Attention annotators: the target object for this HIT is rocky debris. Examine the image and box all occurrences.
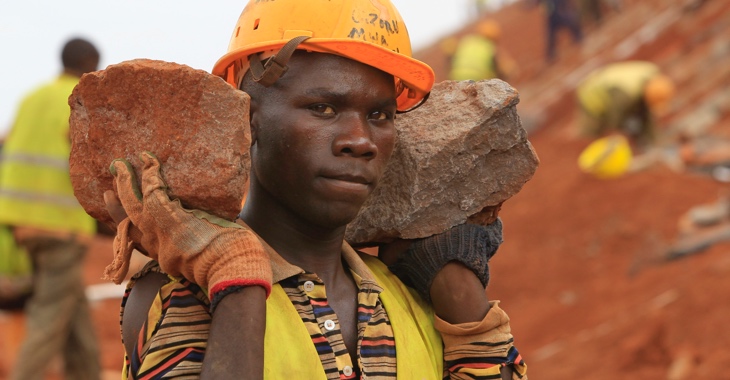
[667,347,697,380]
[619,314,671,368]
[346,79,539,244]
[69,59,251,227]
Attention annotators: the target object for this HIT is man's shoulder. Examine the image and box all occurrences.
[125,260,211,310]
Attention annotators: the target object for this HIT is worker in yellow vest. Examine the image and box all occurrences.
[576,61,676,149]
[101,0,527,378]
[0,38,101,380]
[449,19,511,81]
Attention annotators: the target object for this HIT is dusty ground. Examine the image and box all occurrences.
[442,0,730,377]
[1,0,729,378]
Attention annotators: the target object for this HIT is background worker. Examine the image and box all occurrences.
[449,19,515,81]
[0,38,101,380]
[528,0,583,62]
[103,0,527,378]
[576,60,676,149]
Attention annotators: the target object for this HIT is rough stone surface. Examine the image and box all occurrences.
[346,80,539,244]
[69,59,251,227]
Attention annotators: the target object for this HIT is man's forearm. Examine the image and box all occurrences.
[429,261,491,323]
[430,263,519,380]
[201,286,267,379]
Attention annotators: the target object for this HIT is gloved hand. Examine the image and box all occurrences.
[104,151,271,308]
[387,219,502,302]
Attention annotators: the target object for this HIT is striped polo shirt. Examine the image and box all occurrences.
[120,244,526,379]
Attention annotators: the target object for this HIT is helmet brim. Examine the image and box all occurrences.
[212,39,435,112]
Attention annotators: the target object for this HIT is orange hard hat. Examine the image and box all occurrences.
[476,19,501,41]
[212,0,435,112]
[643,74,675,113]
[439,36,460,56]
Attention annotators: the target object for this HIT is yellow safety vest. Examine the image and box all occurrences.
[577,61,659,116]
[449,35,498,81]
[264,254,443,379]
[0,74,96,236]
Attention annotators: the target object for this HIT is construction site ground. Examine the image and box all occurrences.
[1,0,729,378]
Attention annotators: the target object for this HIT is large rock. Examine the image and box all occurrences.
[346,80,539,244]
[69,59,251,227]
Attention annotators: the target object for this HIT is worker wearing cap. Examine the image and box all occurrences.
[104,0,527,379]
[449,19,511,81]
[577,61,676,149]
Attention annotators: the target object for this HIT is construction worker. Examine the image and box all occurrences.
[449,19,510,81]
[103,0,527,378]
[529,0,583,62]
[576,61,676,149]
[0,38,101,380]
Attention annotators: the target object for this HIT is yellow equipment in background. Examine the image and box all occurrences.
[578,135,633,179]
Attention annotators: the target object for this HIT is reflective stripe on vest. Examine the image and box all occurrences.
[0,188,81,209]
[0,152,69,171]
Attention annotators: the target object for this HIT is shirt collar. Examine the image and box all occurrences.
[265,238,381,292]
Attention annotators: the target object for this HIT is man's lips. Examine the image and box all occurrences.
[319,171,374,193]
[325,173,371,185]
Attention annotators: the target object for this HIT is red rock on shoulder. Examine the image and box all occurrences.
[346,79,539,244]
[69,59,251,227]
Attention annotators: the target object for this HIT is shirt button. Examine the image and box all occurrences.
[324,319,336,331]
[303,281,315,292]
[343,366,354,377]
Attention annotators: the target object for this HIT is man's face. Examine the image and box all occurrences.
[249,52,397,229]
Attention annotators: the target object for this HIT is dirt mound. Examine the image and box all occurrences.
[416,0,730,377]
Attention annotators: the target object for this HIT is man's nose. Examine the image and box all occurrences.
[332,114,378,159]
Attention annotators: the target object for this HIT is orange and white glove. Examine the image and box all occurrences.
[104,151,271,308]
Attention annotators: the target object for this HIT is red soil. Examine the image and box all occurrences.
[421,0,730,377]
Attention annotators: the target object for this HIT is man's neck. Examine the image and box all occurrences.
[242,190,349,282]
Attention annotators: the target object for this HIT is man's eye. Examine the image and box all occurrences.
[370,111,392,121]
[310,105,335,114]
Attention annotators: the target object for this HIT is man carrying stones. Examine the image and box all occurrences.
[104,0,527,378]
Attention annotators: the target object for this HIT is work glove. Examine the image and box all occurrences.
[388,219,502,302]
[103,151,271,309]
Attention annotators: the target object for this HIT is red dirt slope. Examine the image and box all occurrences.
[415,0,730,377]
